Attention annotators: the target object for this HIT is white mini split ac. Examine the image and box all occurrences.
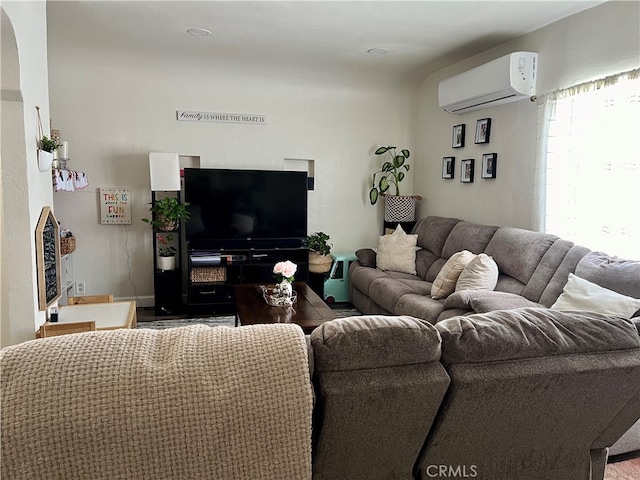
[439,52,538,114]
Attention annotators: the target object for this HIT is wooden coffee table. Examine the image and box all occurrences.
[234,282,336,333]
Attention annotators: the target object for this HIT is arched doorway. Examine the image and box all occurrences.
[1,7,38,346]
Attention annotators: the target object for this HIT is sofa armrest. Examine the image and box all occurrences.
[443,290,541,312]
[355,248,377,268]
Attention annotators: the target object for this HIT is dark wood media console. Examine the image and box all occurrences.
[186,246,309,315]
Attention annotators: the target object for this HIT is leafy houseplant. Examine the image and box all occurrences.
[156,234,177,257]
[142,197,191,231]
[369,146,411,205]
[306,232,333,273]
[305,232,332,255]
[39,135,60,153]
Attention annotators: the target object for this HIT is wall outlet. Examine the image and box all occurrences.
[76,281,85,295]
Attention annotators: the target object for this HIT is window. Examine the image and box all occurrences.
[535,69,640,259]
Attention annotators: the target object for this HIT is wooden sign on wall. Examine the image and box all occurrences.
[176,110,267,125]
[100,188,131,224]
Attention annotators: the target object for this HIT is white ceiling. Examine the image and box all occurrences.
[46,0,607,84]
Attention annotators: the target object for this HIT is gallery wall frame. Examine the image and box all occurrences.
[460,159,474,183]
[452,124,465,148]
[481,153,498,179]
[442,157,455,179]
[475,118,492,144]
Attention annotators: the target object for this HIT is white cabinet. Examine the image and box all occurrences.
[59,254,74,305]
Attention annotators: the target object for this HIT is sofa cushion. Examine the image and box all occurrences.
[522,239,575,304]
[376,225,418,275]
[469,294,542,313]
[431,250,475,299]
[455,254,499,292]
[395,294,447,325]
[311,315,441,371]
[441,221,499,258]
[575,251,640,299]
[442,290,539,311]
[551,273,640,318]
[435,308,640,365]
[485,227,558,285]
[538,245,591,307]
[355,248,376,268]
[413,216,461,256]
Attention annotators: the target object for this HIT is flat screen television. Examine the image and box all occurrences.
[184,168,308,250]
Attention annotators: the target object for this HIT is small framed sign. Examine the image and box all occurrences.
[100,188,132,224]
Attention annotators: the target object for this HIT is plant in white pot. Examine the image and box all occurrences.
[368,145,421,223]
[305,232,333,274]
[37,135,60,172]
[156,234,177,271]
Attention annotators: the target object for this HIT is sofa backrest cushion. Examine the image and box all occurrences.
[538,244,591,307]
[311,315,441,371]
[522,239,575,303]
[441,221,499,258]
[412,216,460,256]
[485,227,559,286]
[575,251,640,299]
[435,308,640,365]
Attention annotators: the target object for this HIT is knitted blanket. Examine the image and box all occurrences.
[1,324,312,479]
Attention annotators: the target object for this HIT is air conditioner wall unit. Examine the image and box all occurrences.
[439,52,538,114]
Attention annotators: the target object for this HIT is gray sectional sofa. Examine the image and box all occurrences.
[3,310,640,480]
[349,215,640,459]
[350,215,640,323]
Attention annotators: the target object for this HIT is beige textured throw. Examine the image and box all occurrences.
[1,324,313,480]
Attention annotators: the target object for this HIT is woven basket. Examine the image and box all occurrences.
[384,195,418,222]
[60,236,76,255]
[190,266,227,284]
[309,252,333,273]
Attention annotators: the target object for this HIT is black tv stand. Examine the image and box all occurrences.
[186,243,309,315]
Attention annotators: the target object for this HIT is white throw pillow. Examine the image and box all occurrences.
[550,273,640,318]
[455,253,499,292]
[376,224,418,275]
[431,250,476,299]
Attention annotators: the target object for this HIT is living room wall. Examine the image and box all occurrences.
[2,1,54,346]
[413,1,639,230]
[47,37,416,305]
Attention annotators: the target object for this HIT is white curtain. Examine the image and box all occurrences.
[534,69,640,259]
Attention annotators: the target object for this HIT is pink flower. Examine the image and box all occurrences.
[273,260,297,281]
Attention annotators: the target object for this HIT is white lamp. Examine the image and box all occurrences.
[149,152,180,191]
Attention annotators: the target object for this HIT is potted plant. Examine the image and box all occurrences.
[142,196,191,231]
[156,234,177,271]
[305,232,333,274]
[368,145,420,223]
[37,135,60,172]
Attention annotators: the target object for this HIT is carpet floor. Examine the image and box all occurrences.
[137,306,361,330]
[605,456,640,480]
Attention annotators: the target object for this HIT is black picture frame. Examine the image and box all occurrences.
[442,157,455,179]
[460,159,474,183]
[452,124,465,148]
[475,118,492,144]
[481,153,497,179]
